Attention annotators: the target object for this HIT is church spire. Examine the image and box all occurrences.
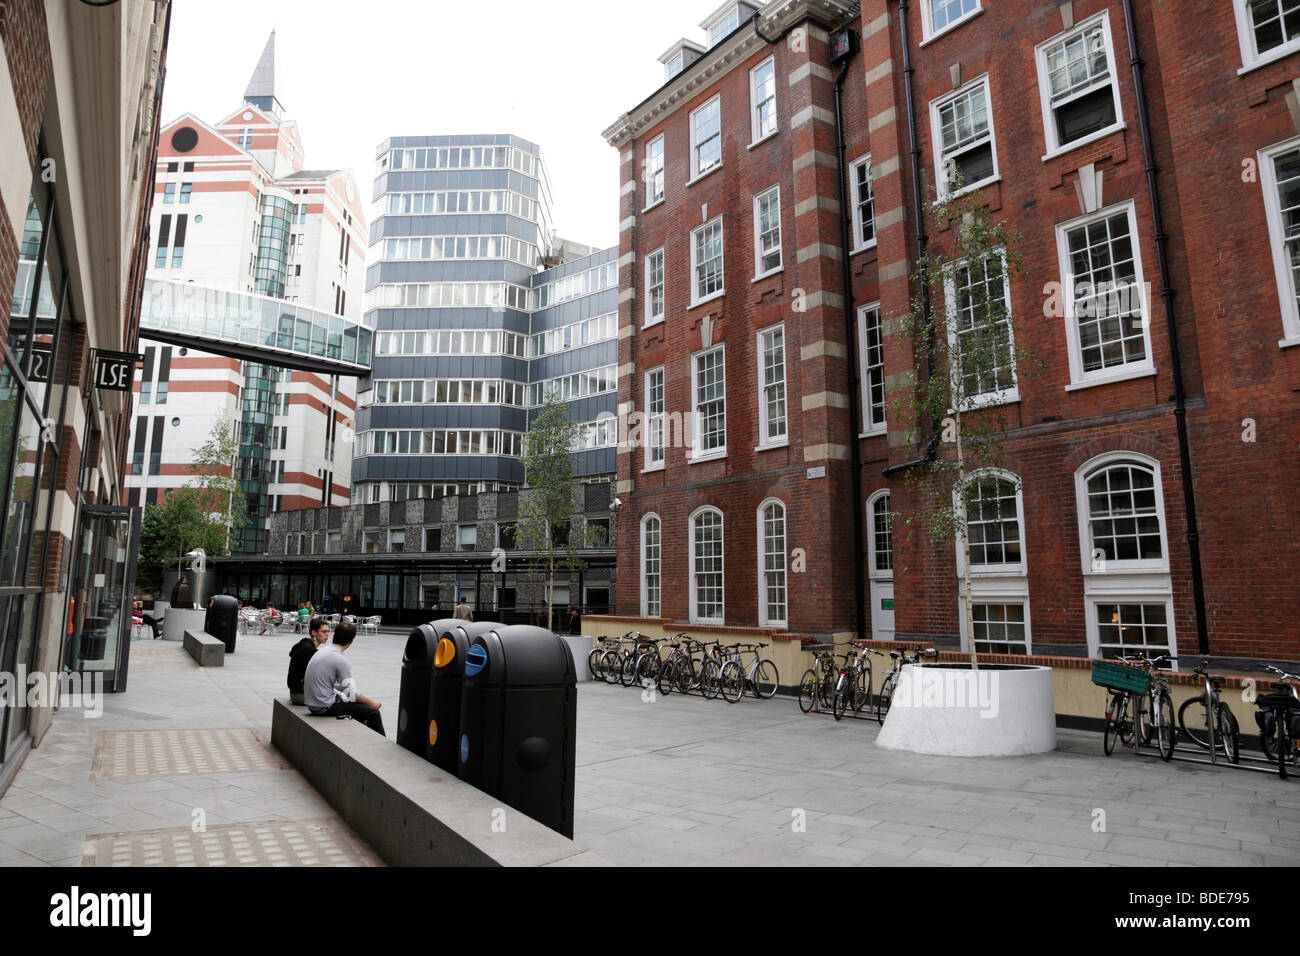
[243,31,283,118]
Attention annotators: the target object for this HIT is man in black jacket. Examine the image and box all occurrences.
[287,617,330,704]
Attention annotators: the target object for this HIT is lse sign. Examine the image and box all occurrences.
[93,350,142,392]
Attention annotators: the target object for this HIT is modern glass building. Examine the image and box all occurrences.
[354,134,617,502]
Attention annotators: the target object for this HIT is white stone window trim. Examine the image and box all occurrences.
[953,467,1028,577]
[641,512,662,618]
[857,302,887,437]
[866,488,894,580]
[1034,9,1125,159]
[756,497,788,628]
[689,343,727,463]
[688,94,723,184]
[849,153,878,254]
[1055,199,1155,389]
[1234,0,1300,74]
[749,55,778,147]
[942,247,1020,409]
[644,246,666,328]
[1258,135,1300,345]
[930,73,1000,199]
[1074,451,1172,579]
[756,321,787,449]
[919,0,984,45]
[688,504,725,625]
[643,365,666,473]
[690,215,725,308]
[753,184,783,280]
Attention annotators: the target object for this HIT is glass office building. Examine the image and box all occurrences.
[355,134,617,502]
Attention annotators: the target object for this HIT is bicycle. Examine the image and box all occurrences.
[797,645,841,714]
[657,636,717,697]
[718,642,780,704]
[1176,659,1239,763]
[1094,655,1175,761]
[875,646,937,724]
[1251,664,1300,777]
[831,642,876,721]
[618,633,663,687]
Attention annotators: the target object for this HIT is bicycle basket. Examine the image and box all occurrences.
[1091,659,1151,695]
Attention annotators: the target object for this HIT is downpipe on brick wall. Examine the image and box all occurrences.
[1120,0,1208,656]
[883,0,940,479]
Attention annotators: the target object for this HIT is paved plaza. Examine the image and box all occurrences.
[2,627,1298,866]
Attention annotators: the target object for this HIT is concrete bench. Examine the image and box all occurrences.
[182,629,226,667]
[270,699,606,867]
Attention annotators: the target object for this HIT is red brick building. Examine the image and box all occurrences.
[0,0,171,793]
[602,0,1300,665]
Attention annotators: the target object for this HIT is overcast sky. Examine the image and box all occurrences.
[161,0,722,251]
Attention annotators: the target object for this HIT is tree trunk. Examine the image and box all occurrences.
[955,413,978,670]
[547,559,555,633]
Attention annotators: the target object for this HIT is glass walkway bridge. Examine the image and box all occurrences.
[139,279,373,377]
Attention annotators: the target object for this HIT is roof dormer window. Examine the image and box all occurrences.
[701,1,759,48]
[659,39,706,81]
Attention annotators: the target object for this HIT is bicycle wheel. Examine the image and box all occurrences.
[675,659,696,695]
[1178,695,1212,750]
[1216,703,1240,764]
[701,660,721,700]
[657,660,676,697]
[600,650,624,684]
[854,663,872,713]
[876,672,897,724]
[1155,690,1176,761]
[720,661,745,704]
[817,659,837,710]
[753,659,779,699]
[636,650,660,686]
[620,652,639,687]
[832,674,849,721]
[1103,693,1125,756]
[587,646,604,681]
[798,669,818,713]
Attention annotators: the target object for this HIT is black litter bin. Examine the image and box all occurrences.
[427,620,499,772]
[398,623,441,755]
[205,594,239,653]
[457,625,577,838]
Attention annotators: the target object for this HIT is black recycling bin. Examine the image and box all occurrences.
[205,594,239,653]
[457,625,577,838]
[398,623,440,755]
[427,620,499,772]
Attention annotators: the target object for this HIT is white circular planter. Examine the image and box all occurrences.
[874,663,1057,757]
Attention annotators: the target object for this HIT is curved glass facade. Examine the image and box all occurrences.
[253,193,292,298]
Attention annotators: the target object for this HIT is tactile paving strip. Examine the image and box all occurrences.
[90,729,287,779]
[82,819,383,867]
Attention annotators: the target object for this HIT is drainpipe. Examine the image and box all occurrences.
[833,45,868,642]
[1120,0,1209,656]
[882,0,939,478]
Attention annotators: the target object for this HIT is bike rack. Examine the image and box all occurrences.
[1123,739,1296,778]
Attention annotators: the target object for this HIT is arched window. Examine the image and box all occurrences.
[689,506,724,624]
[867,490,893,577]
[1082,460,1163,564]
[955,470,1030,654]
[1075,453,1174,658]
[960,471,1023,571]
[757,499,786,627]
[641,514,661,618]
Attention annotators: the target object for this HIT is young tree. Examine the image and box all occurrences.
[517,392,589,632]
[894,185,1028,669]
[190,419,244,555]
[137,487,209,594]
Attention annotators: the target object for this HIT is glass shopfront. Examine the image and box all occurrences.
[0,168,77,766]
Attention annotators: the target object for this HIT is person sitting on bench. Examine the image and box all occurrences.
[303,619,384,736]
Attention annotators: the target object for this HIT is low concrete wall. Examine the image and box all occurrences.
[182,629,225,667]
[581,615,1266,738]
[270,699,606,867]
[163,607,206,643]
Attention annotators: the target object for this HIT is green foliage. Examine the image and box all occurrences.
[892,184,1033,665]
[189,419,245,556]
[517,393,590,631]
[136,420,246,594]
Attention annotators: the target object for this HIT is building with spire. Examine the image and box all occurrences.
[126,33,368,555]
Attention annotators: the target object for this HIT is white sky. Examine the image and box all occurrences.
[161,0,722,251]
